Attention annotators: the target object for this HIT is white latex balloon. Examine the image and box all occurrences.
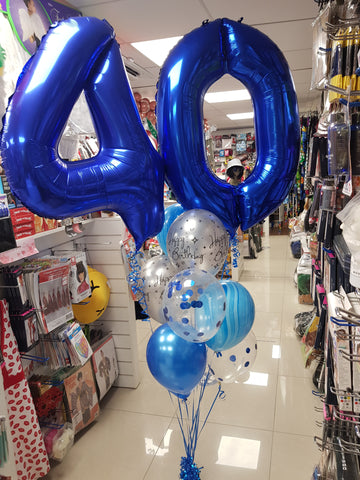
[209,331,258,383]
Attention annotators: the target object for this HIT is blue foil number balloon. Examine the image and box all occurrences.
[0,17,164,249]
[157,18,300,236]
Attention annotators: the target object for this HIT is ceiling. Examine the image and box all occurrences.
[67,0,322,131]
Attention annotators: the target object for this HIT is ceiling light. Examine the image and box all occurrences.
[227,112,254,121]
[131,36,183,67]
[205,90,250,103]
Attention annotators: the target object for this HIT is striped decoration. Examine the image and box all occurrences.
[206,280,255,352]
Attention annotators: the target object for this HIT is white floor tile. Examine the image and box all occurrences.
[101,362,176,417]
[270,432,320,480]
[44,409,173,480]
[199,372,277,431]
[43,235,324,480]
[253,311,282,341]
[274,376,322,436]
[278,336,316,378]
[144,419,273,480]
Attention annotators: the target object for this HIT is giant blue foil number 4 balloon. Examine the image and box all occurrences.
[0,17,164,250]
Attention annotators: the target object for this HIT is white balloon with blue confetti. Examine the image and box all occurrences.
[162,268,226,343]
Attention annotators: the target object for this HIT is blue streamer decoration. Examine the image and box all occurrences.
[230,236,240,269]
[125,249,150,323]
[180,456,203,479]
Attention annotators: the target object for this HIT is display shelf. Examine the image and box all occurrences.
[0,219,94,265]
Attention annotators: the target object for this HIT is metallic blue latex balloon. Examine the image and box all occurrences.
[206,280,255,352]
[1,17,164,249]
[146,324,207,397]
[157,18,300,236]
[157,202,184,255]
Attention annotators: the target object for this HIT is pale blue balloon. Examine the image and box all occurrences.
[206,280,255,352]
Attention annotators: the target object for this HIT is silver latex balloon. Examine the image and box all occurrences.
[166,209,229,275]
[143,255,178,323]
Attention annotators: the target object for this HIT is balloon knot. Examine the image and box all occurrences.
[180,456,203,479]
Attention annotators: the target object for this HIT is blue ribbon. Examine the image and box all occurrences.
[169,365,223,479]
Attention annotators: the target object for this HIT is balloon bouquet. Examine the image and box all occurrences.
[143,206,257,478]
[0,13,299,480]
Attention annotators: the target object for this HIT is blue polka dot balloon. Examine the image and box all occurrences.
[210,331,258,383]
[162,268,226,342]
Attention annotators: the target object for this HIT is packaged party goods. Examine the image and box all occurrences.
[54,250,91,304]
[297,253,313,304]
[63,361,99,434]
[91,335,118,400]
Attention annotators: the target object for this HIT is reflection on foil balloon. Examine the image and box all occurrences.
[162,268,226,343]
[142,255,178,323]
[0,17,164,250]
[166,209,229,275]
[146,324,207,397]
[157,18,299,236]
[206,280,255,352]
[157,202,185,255]
[210,331,258,383]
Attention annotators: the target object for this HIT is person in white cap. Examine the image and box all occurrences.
[226,154,247,186]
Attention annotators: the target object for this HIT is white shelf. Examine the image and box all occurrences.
[0,219,94,265]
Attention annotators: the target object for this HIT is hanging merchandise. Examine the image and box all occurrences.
[328,112,350,176]
[350,112,360,175]
[72,267,111,325]
[328,28,345,103]
[311,1,332,90]
[0,299,50,479]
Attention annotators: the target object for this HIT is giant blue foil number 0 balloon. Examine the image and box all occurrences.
[157,18,300,235]
[1,17,299,246]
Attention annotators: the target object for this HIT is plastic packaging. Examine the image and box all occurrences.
[328,112,350,176]
[350,113,360,175]
[297,253,313,304]
[337,190,360,261]
[44,423,74,462]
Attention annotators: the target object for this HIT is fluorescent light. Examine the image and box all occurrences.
[131,36,183,66]
[243,372,269,387]
[216,436,260,469]
[205,90,250,103]
[227,112,254,121]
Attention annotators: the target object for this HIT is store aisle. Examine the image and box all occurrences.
[45,235,322,480]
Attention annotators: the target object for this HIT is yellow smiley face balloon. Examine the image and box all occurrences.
[72,267,111,324]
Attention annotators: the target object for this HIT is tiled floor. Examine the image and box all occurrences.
[45,234,322,479]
